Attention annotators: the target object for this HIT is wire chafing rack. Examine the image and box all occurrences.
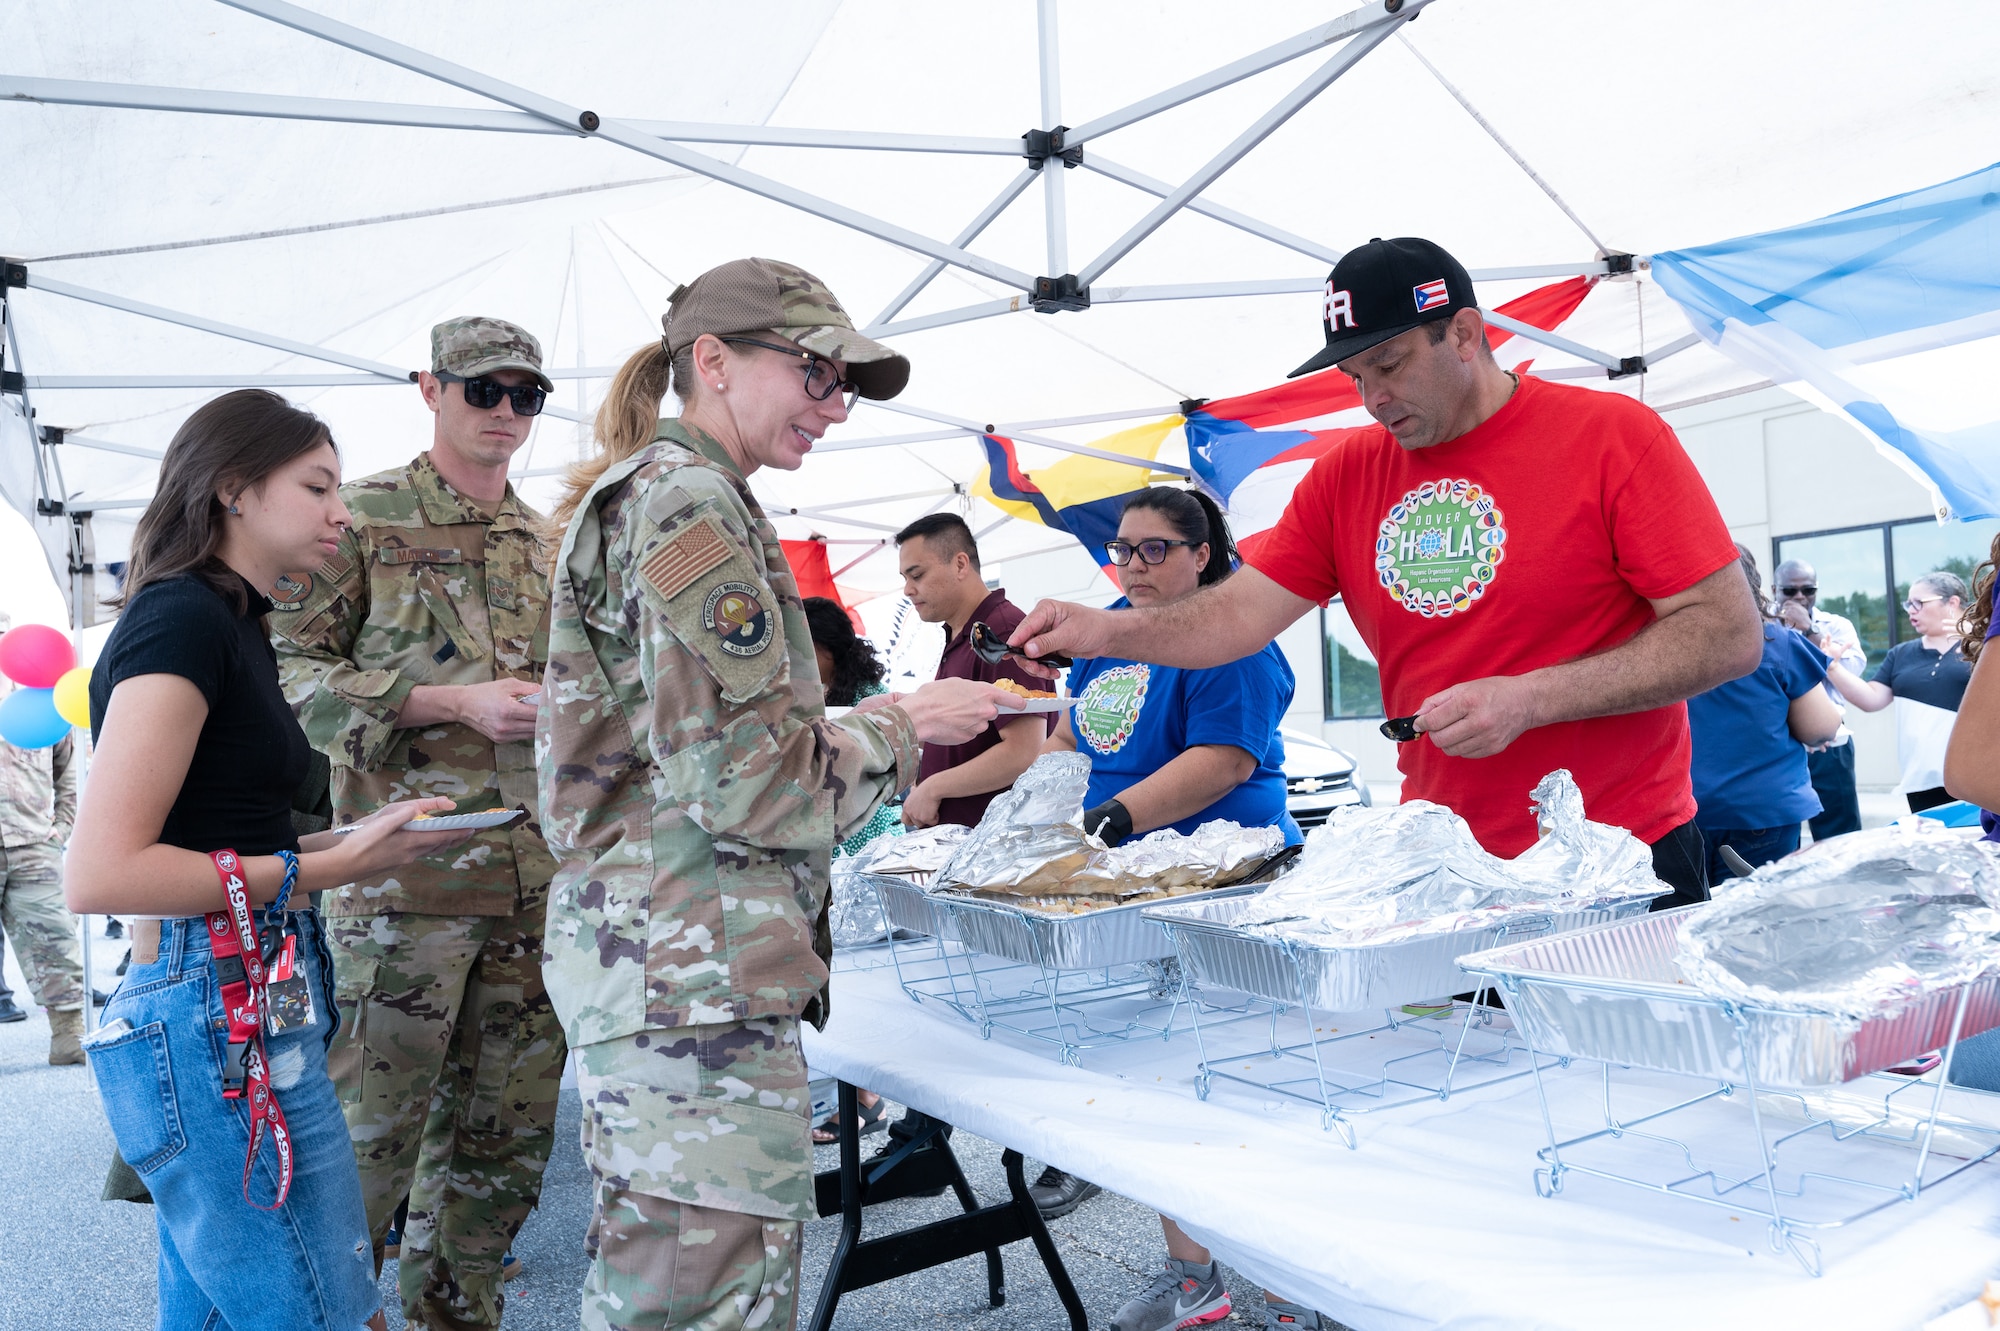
[1459,907,2000,1275]
[1144,892,1653,1147]
[858,870,1280,1066]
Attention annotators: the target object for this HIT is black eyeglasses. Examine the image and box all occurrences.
[720,337,860,410]
[1777,585,1817,598]
[1104,538,1198,567]
[436,372,546,417]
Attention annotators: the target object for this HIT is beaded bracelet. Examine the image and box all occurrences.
[270,849,300,919]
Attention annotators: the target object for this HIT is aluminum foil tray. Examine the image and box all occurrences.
[945,884,1272,970]
[1145,891,1650,1012]
[1458,908,2000,1089]
[857,871,959,942]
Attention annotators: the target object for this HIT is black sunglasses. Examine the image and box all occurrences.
[969,620,1071,670]
[1104,538,1198,567]
[437,371,546,417]
[720,336,861,409]
[1777,585,1817,597]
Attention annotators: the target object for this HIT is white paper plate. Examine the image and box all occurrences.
[1008,696,1079,713]
[333,808,526,835]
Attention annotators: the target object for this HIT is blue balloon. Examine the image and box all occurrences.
[0,687,70,749]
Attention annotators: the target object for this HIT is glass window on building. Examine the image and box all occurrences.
[1322,602,1383,718]
[1890,518,2000,623]
[1772,527,1892,670]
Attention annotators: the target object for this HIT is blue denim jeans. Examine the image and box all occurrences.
[88,911,380,1331]
[1948,1027,2000,1093]
[1700,822,1801,886]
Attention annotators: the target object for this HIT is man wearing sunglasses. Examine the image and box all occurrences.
[1773,559,1866,838]
[271,316,563,1331]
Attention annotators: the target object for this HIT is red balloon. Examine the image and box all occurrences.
[0,624,77,689]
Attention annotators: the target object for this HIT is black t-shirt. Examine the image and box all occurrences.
[1872,638,1973,712]
[89,571,309,856]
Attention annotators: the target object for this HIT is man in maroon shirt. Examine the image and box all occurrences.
[895,514,1049,828]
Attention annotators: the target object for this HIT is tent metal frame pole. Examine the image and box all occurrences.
[1075,7,1422,289]
[63,435,165,461]
[1082,154,1342,266]
[217,0,1038,292]
[1037,0,1069,279]
[868,169,1040,329]
[872,400,1193,477]
[0,76,1024,155]
[1482,311,1626,372]
[1061,1,1417,148]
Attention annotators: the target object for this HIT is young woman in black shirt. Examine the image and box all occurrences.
[66,390,471,1331]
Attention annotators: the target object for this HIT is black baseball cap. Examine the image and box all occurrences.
[1288,237,1478,378]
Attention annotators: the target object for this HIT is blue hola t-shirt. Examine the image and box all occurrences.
[1687,622,1828,830]
[1066,599,1302,846]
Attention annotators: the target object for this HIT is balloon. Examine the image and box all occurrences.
[53,667,92,729]
[0,624,76,689]
[0,687,70,749]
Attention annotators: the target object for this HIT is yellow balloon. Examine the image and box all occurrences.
[53,666,91,729]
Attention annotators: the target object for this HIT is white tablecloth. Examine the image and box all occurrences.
[802,957,2000,1331]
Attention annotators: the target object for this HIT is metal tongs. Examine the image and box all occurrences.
[969,620,1071,670]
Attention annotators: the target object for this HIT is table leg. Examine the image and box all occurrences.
[806,1081,866,1331]
[1004,1148,1088,1331]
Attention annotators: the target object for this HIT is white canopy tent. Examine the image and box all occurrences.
[5,0,1999,651]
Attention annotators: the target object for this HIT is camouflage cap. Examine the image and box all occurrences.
[431,316,554,393]
[663,257,910,401]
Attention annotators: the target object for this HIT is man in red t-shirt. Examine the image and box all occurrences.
[1013,237,1762,906]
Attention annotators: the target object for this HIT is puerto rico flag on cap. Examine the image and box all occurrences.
[1413,278,1451,312]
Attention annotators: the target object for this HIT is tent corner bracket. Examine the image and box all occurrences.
[1022,126,1082,170]
[1607,355,1647,380]
[2,261,24,289]
[1031,274,1090,313]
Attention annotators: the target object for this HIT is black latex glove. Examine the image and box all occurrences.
[1081,798,1134,847]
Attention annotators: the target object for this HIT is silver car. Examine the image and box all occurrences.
[1279,727,1370,831]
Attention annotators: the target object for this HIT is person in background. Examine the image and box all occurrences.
[1043,488,1302,1331]
[0,611,87,1063]
[1826,571,1972,813]
[536,256,1016,1331]
[804,595,899,1144]
[805,596,904,858]
[66,389,469,1331]
[271,317,564,1327]
[894,513,1049,828]
[1940,534,2000,1093]
[1773,558,1866,839]
[1688,546,1841,881]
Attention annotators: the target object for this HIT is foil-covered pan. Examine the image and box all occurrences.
[946,882,1270,970]
[1459,908,2000,1088]
[1146,890,1649,1012]
[856,870,960,942]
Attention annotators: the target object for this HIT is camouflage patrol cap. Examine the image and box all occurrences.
[431,316,554,393]
[663,257,910,401]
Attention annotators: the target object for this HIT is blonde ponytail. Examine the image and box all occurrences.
[540,340,676,560]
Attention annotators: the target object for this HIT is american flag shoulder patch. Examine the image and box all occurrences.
[642,517,733,601]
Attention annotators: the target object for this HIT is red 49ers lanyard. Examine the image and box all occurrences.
[205,849,293,1209]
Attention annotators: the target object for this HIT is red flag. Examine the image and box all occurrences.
[781,538,865,631]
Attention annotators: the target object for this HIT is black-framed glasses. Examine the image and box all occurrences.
[720,336,860,410]
[1104,538,1198,567]
[1777,584,1817,598]
[1905,595,1945,613]
[436,371,546,417]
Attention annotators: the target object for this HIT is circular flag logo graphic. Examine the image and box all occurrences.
[1073,663,1150,755]
[702,581,775,656]
[1374,478,1505,618]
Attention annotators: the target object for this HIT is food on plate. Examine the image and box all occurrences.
[993,677,1057,700]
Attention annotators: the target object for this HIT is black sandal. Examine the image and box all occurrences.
[812,1096,888,1144]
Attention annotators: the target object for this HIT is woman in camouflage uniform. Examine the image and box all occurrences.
[538,258,1017,1331]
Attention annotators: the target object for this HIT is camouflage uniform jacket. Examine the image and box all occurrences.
[272,451,554,916]
[0,730,76,849]
[538,418,920,1047]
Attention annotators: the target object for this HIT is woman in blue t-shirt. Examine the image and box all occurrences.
[1687,545,1841,881]
[1048,486,1307,1329]
[1045,488,1301,849]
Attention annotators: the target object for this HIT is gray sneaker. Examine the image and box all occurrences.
[1109,1258,1231,1331]
[1264,1301,1323,1329]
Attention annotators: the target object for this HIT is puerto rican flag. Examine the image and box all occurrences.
[1185,276,1598,562]
[1412,278,1452,312]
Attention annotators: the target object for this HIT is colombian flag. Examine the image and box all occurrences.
[973,416,1183,569]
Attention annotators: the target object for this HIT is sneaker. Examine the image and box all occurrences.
[1109,1258,1230,1331]
[104,918,124,940]
[1028,1166,1100,1220]
[1265,1301,1323,1329]
[502,1252,521,1281]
